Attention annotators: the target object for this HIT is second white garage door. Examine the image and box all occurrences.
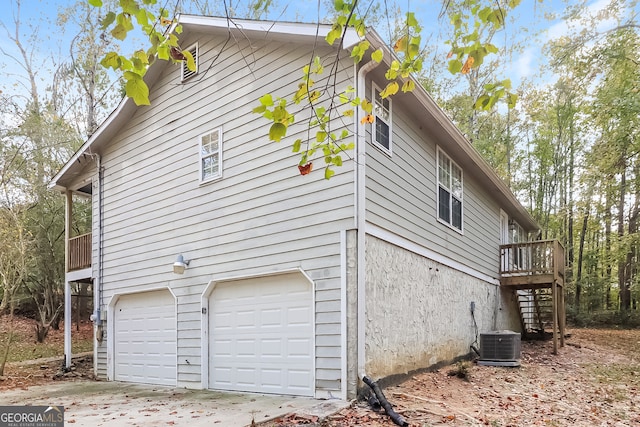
[114,289,177,386]
[209,273,314,396]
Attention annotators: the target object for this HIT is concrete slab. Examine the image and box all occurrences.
[0,380,349,426]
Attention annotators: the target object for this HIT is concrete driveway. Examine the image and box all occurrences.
[0,380,348,426]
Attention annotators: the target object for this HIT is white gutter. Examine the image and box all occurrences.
[356,58,379,380]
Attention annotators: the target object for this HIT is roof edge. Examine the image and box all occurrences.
[176,14,362,48]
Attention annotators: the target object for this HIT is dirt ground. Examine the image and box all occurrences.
[0,318,94,390]
[2,327,639,426]
[268,329,640,426]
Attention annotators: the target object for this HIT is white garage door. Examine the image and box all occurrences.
[209,273,314,396]
[114,289,177,386]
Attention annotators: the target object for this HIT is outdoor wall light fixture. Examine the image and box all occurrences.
[173,254,190,274]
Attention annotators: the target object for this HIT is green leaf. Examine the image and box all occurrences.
[401,80,415,93]
[272,105,289,122]
[100,52,121,69]
[316,131,327,142]
[120,0,140,14]
[408,42,420,60]
[478,7,492,22]
[406,12,418,27]
[259,94,274,107]
[157,44,169,60]
[474,95,491,110]
[293,139,302,152]
[507,92,518,109]
[124,71,150,106]
[111,24,128,41]
[361,99,373,114]
[448,59,463,74]
[252,105,266,114]
[100,12,116,30]
[351,41,370,62]
[326,24,342,45]
[324,167,335,180]
[313,56,324,74]
[183,50,196,71]
[134,50,149,65]
[88,0,103,6]
[333,156,343,166]
[385,68,398,80]
[371,48,383,63]
[380,81,399,98]
[269,123,287,142]
[135,9,149,26]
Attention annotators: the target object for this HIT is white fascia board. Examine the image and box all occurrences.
[177,14,361,48]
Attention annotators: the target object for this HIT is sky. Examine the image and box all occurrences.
[0,0,637,113]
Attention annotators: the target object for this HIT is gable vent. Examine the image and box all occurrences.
[181,43,198,81]
[478,330,521,367]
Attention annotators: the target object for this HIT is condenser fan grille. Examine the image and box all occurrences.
[478,330,521,367]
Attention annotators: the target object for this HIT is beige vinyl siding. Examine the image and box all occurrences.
[364,80,500,279]
[94,33,355,392]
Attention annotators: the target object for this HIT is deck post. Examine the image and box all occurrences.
[559,285,566,347]
[552,280,558,354]
[64,190,72,369]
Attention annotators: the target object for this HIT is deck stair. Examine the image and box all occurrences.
[500,239,566,353]
[517,288,553,338]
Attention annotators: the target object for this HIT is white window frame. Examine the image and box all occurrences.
[199,128,223,184]
[181,43,199,82]
[436,147,463,233]
[372,83,392,154]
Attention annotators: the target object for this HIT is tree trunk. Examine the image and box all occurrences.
[618,169,630,310]
[575,210,589,310]
[605,187,613,310]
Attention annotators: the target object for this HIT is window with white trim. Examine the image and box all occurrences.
[181,43,198,81]
[373,85,392,152]
[437,148,463,231]
[199,128,222,183]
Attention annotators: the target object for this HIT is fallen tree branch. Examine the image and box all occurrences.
[391,392,482,423]
[362,376,409,427]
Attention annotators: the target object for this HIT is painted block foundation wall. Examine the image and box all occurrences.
[364,235,520,380]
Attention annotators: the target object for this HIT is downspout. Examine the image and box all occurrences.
[356,58,379,381]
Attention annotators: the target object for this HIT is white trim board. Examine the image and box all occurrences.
[365,223,500,286]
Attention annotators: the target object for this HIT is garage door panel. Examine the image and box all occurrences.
[209,274,314,396]
[114,290,177,386]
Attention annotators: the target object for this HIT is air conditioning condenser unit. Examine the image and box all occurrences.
[478,330,521,367]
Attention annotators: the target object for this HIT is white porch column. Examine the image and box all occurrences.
[64,190,72,369]
[64,278,72,368]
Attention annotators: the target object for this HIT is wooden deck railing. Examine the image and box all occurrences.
[499,239,565,288]
[68,233,91,271]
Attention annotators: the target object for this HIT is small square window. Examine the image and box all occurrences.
[372,85,392,153]
[181,43,198,81]
[437,148,463,232]
[199,128,222,183]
